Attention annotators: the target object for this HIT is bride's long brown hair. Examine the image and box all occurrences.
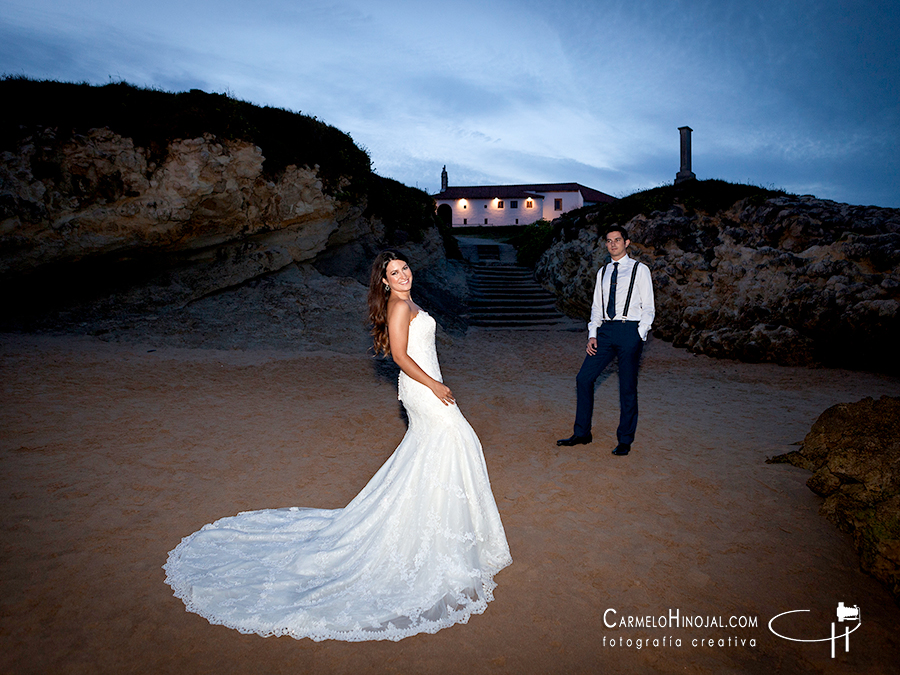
[367,250,410,357]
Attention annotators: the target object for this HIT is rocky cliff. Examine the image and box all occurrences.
[0,80,465,350]
[535,183,900,373]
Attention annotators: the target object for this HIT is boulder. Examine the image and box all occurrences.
[769,396,900,603]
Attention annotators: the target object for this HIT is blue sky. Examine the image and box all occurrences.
[2,0,898,207]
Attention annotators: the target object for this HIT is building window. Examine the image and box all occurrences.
[554,198,562,210]
[498,200,504,208]
[484,204,487,208]
[462,204,466,209]
[526,200,534,208]
[511,200,518,209]
[463,218,467,224]
[484,218,488,224]
[515,218,519,224]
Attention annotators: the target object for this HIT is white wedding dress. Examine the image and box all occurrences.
[163,311,512,642]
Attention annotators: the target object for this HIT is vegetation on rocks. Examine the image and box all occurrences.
[0,77,370,194]
[0,77,453,249]
[508,219,553,267]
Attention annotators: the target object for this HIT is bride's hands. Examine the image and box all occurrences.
[430,382,455,406]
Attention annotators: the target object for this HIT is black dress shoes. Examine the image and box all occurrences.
[557,433,592,446]
[611,444,631,456]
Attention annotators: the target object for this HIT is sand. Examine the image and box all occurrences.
[2,328,899,674]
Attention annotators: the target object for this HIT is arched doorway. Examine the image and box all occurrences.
[437,203,452,226]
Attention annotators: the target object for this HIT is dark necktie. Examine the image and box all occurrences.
[606,262,618,319]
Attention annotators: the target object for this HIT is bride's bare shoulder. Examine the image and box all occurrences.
[387,298,412,324]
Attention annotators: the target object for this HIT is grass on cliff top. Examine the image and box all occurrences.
[589,179,791,231]
[0,77,371,196]
[561,179,794,243]
[510,180,793,267]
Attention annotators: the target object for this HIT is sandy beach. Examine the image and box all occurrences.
[2,327,899,674]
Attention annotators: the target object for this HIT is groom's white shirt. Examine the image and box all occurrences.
[587,253,655,341]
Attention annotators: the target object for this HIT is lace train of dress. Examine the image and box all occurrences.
[162,312,512,641]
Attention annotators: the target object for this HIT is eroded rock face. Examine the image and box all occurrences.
[0,128,360,304]
[770,396,900,603]
[535,195,900,372]
[0,126,464,339]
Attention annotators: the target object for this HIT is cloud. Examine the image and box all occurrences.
[1,0,898,206]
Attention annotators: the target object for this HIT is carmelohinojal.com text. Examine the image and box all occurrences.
[602,609,758,649]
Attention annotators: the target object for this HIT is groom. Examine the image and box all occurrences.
[557,226,655,456]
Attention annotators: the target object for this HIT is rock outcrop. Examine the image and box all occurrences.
[0,82,466,346]
[2,128,359,300]
[535,190,900,372]
[769,396,900,603]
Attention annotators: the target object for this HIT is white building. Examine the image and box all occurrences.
[433,166,615,227]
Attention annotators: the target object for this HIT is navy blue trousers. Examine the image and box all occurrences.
[573,321,643,445]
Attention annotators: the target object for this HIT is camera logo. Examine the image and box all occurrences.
[768,602,861,658]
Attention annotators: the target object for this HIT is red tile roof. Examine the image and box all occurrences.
[434,182,615,203]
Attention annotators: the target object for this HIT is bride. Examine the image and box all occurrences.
[163,250,512,642]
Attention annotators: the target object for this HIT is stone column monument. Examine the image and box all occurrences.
[675,126,696,184]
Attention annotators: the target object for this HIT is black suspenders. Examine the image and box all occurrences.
[599,265,608,319]
[601,261,641,321]
[623,262,640,317]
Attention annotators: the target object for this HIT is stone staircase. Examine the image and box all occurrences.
[454,235,580,330]
[467,260,574,329]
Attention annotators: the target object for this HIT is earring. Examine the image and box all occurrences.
[383,284,390,294]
